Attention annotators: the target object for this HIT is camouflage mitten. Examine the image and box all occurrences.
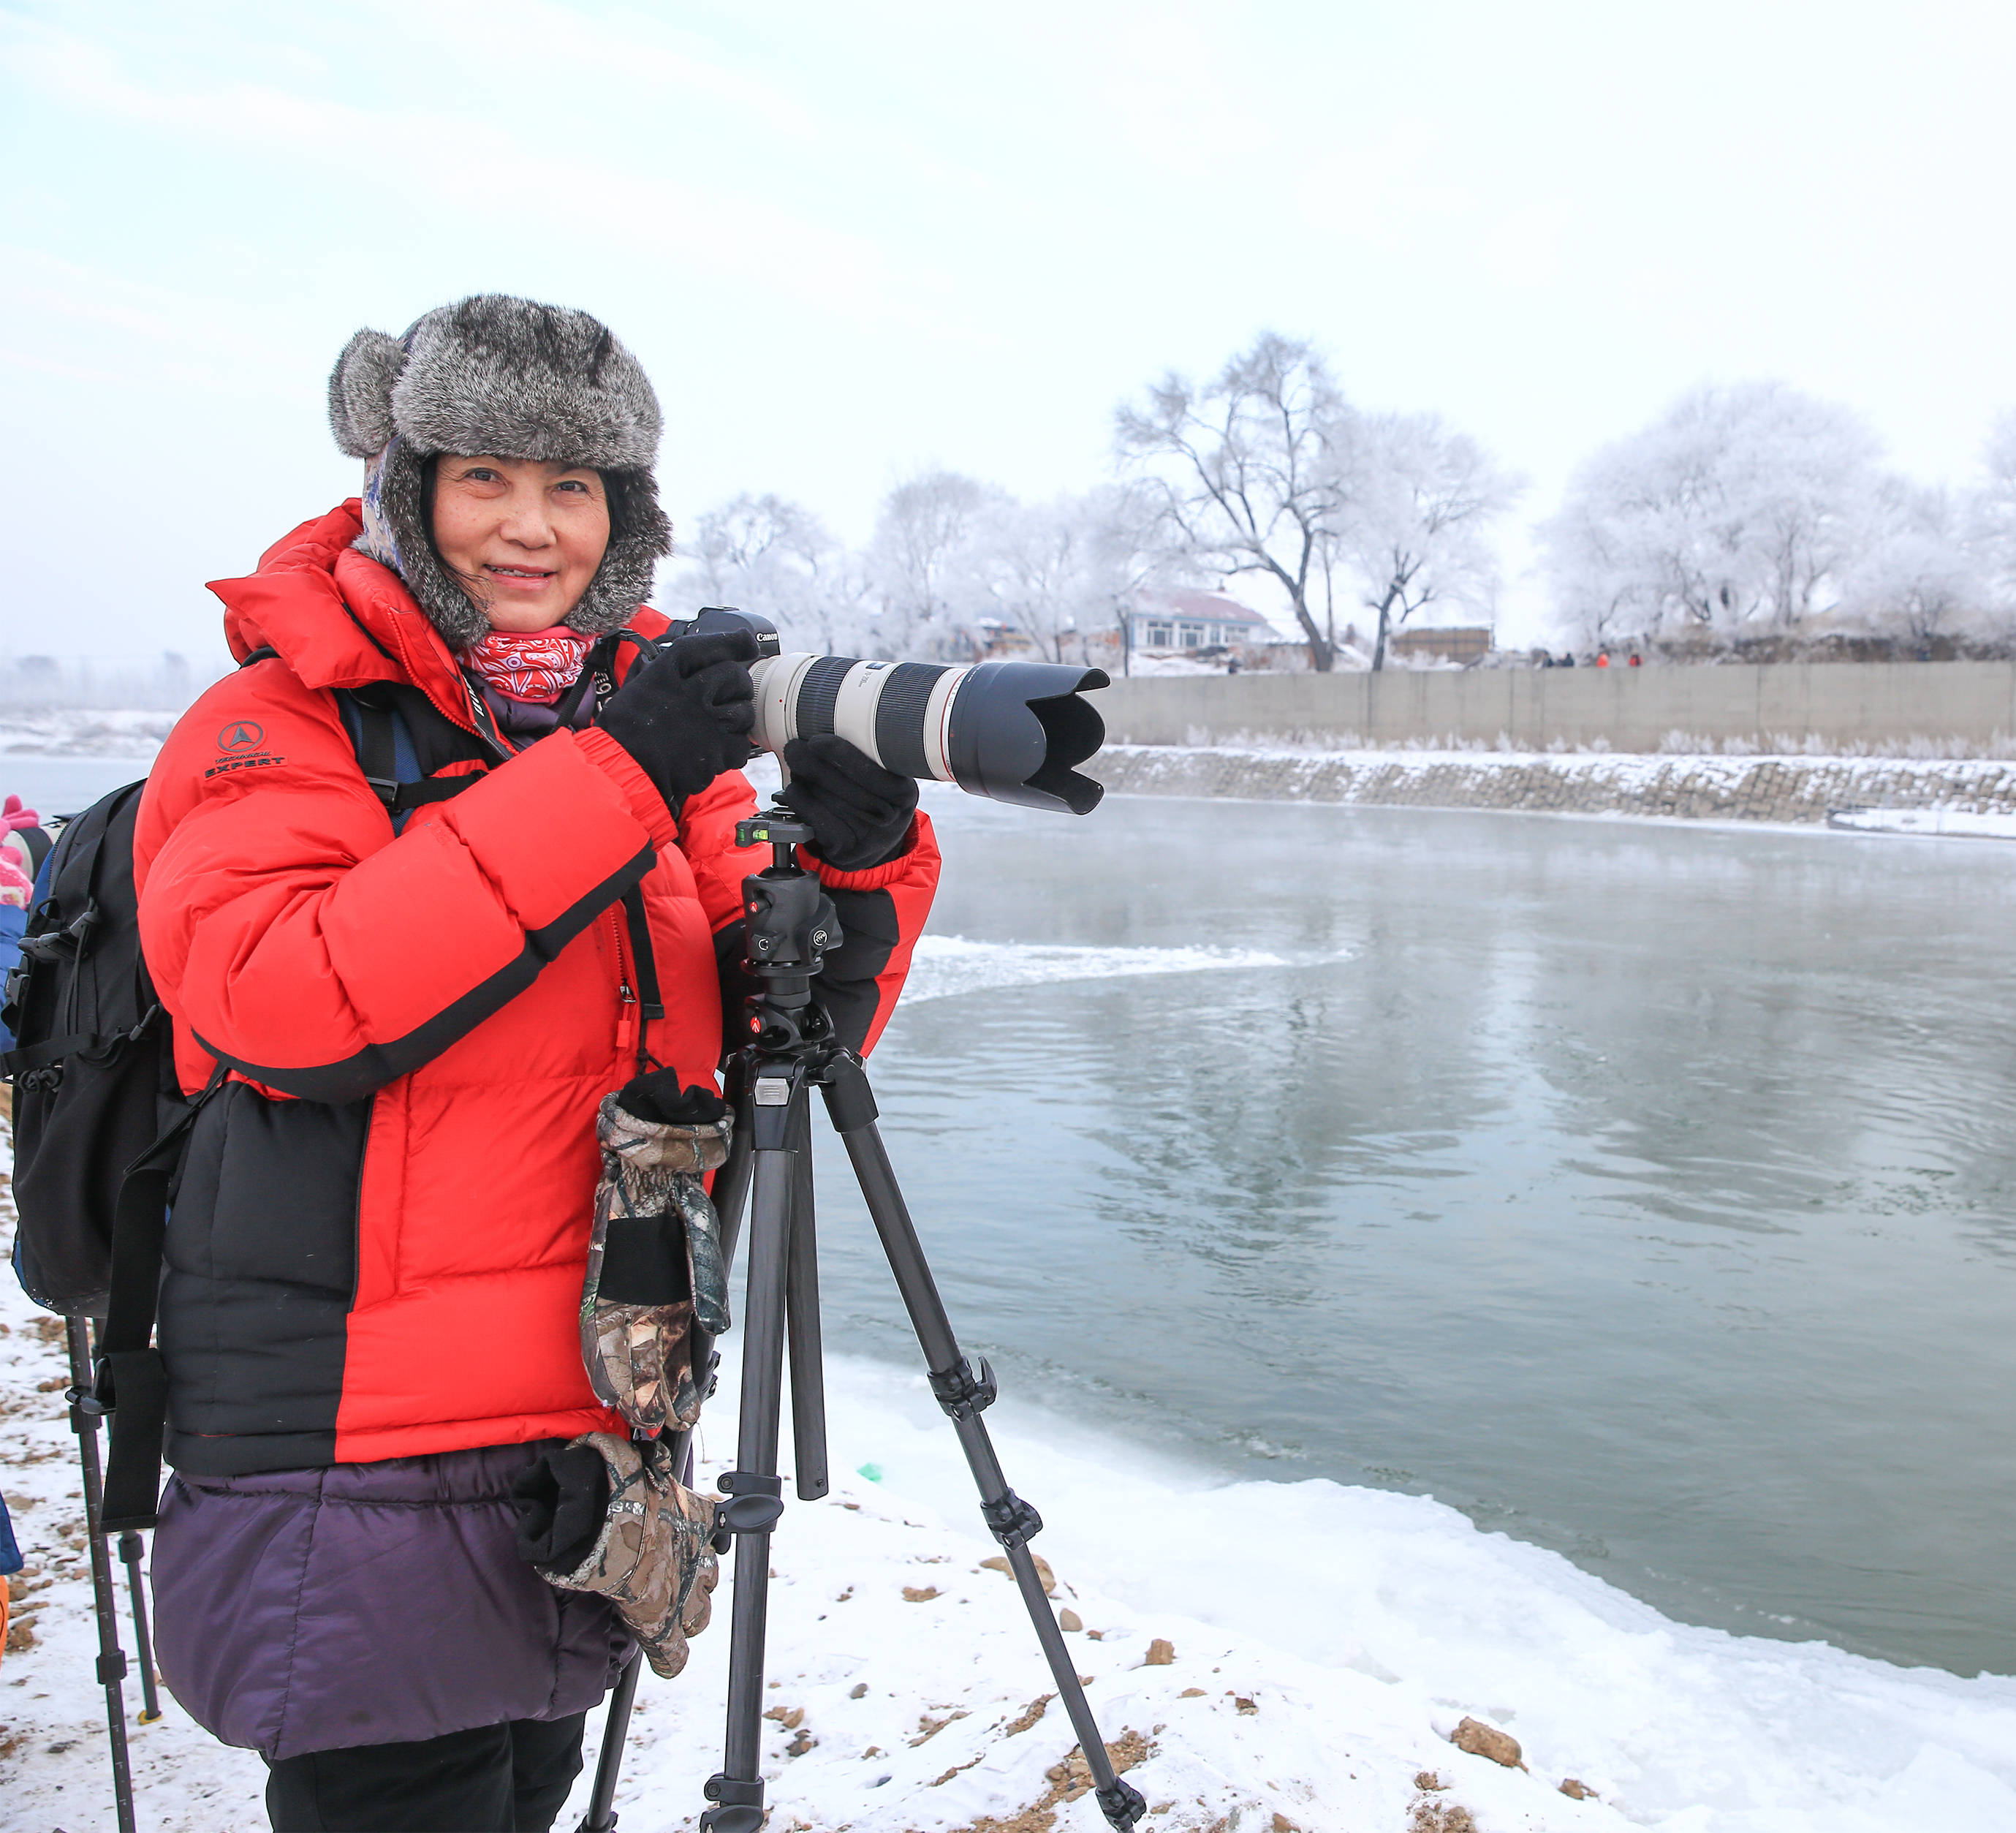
[583,1076,733,1434]
[537,1432,721,1679]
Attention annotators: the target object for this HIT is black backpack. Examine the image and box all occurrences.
[4,782,189,1317]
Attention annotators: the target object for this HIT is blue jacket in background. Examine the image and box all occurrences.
[0,901,23,1053]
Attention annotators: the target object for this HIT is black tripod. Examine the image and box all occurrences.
[676,803,1147,1833]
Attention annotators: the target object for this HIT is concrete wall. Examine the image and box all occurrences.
[1085,662,2016,757]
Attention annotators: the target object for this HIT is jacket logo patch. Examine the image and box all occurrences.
[218,721,266,752]
[205,753,287,779]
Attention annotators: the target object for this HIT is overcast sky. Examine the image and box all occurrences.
[7,0,2016,659]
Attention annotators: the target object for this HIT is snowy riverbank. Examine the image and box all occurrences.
[0,711,173,760]
[16,711,2016,838]
[1091,744,2016,830]
[7,1233,2016,1832]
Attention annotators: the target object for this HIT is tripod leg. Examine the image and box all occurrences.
[67,1320,137,1833]
[700,1071,801,1833]
[116,1532,163,1723]
[785,1100,829,1502]
[819,1059,1147,1831]
[574,1645,642,1833]
[712,1059,754,1269]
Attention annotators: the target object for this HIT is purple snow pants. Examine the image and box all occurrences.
[150,1442,632,1761]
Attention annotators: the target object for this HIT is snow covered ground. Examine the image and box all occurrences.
[1827,806,2016,839]
[7,1160,2016,1831]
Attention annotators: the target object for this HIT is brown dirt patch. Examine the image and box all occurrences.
[950,1728,1153,1833]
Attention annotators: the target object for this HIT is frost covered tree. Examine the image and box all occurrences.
[1842,481,1982,646]
[966,494,1103,663]
[1542,382,1884,647]
[1971,410,2016,620]
[960,487,1184,666]
[670,493,866,653]
[1115,333,1351,670]
[1333,413,1521,670]
[865,468,1007,658]
[1085,483,1190,671]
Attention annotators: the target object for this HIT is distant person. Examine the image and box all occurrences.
[1595,651,1610,668]
[0,798,38,1058]
[0,1486,20,1676]
[1628,652,1642,668]
[1227,655,1242,673]
[1560,651,1576,667]
[0,795,46,884]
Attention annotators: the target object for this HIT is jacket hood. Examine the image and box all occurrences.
[210,501,670,727]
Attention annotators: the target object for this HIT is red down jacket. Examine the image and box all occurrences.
[133,502,939,1473]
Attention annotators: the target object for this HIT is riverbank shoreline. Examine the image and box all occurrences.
[1091,744,2016,828]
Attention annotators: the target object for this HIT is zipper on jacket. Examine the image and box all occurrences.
[608,907,641,1065]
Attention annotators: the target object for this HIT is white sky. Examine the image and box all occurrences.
[6,0,2016,659]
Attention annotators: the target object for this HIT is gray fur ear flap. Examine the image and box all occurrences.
[328,328,406,458]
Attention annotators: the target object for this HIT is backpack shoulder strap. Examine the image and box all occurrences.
[333,688,482,835]
[237,646,484,831]
[97,1064,226,1530]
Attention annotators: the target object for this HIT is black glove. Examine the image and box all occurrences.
[778,734,919,871]
[511,1443,610,1572]
[615,1068,730,1128]
[596,630,758,805]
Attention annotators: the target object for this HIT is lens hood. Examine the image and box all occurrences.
[947,662,1108,814]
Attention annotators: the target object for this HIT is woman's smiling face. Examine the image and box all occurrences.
[429,456,611,633]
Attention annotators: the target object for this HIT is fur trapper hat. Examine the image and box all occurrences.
[327,295,672,647]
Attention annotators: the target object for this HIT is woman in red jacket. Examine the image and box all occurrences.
[132,296,939,1832]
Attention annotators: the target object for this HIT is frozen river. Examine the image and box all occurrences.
[14,755,2013,1679]
[819,785,2016,1679]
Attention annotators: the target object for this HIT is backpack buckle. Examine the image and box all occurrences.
[21,896,99,962]
[80,1356,116,1416]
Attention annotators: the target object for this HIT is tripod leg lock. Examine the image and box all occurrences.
[714,1470,784,1540]
[981,1490,1044,1549]
[1097,1776,1150,1829]
[816,1050,878,1131]
[700,1774,765,1833]
[96,1649,129,1686]
[928,1356,998,1422]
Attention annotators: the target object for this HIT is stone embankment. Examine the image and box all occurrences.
[1092,745,2016,825]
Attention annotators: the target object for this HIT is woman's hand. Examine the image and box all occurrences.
[778,734,919,870]
[596,630,759,805]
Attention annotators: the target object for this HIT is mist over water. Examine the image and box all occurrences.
[810,788,2016,1679]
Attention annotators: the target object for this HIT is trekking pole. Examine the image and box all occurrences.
[116,1530,163,1723]
[65,1317,138,1833]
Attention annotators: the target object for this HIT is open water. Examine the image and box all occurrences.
[13,756,2012,1678]
[813,787,2016,1679]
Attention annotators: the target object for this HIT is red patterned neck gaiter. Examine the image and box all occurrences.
[465,629,591,703]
